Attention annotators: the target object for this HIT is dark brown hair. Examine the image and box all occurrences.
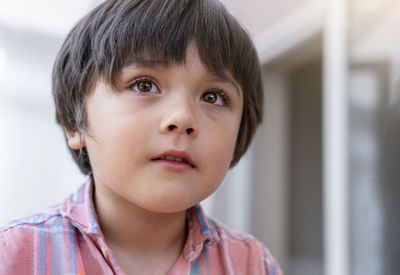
[52,0,263,174]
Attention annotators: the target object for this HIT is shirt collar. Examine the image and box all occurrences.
[183,205,220,262]
[60,177,221,261]
[60,177,100,235]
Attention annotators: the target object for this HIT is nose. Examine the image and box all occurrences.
[159,99,198,137]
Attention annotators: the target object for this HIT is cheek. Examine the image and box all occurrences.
[201,124,239,180]
[85,119,143,179]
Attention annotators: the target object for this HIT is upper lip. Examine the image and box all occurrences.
[152,149,195,167]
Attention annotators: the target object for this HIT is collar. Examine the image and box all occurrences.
[183,205,220,262]
[60,177,221,261]
[60,177,100,235]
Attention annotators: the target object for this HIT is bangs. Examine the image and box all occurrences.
[91,0,247,86]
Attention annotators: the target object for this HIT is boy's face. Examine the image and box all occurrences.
[68,43,243,213]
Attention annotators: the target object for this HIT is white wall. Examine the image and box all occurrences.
[0,25,86,225]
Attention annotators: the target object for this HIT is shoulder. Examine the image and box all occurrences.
[0,203,69,236]
[0,204,69,242]
[211,218,282,275]
[0,202,79,245]
[0,205,75,273]
[189,206,282,274]
[1,202,59,228]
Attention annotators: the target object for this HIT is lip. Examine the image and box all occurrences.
[151,149,195,169]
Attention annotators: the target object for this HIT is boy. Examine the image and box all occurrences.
[0,0,282,274]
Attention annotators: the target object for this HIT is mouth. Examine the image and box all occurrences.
[151,150,195,168]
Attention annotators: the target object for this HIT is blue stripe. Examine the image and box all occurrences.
[190,257,202,275]
[195,207,209,232]
[204,246,211,275]
[195,207,216,238]
[86,183,100,234]
[38,223,47,275]
[50,220,66,274]
[68,222,78,274]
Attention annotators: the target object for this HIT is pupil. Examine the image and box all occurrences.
[138,81,151,92]
[205,93,216,103]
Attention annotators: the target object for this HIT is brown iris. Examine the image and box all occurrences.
[203,92,217,103]
[137,81,152,92]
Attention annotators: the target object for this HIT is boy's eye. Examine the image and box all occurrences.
[130,77,159,93]
[138,81,152,92]
[201,90,229,106]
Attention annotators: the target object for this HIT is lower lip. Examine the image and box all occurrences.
[151,159,194,171]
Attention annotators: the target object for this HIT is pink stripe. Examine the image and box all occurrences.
[77,247,85,275]
[221,238,235,274]
[34,228,40,275]
[64,222,70,274]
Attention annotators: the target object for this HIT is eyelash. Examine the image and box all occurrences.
[128,76,231,106]
[203,89,230,106]
[128,76,160,94]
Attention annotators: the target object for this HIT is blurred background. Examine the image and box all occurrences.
[1,0,399,274]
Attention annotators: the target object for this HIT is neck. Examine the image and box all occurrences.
[93,182,187,257]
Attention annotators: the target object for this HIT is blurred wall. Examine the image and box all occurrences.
[0,25,86,224]
[289,57,323,275]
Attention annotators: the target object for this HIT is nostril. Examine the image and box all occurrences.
[168,125,177,131]
[186,128,194,134]
[166,124,195,135]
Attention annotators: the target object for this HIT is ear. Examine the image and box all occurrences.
[64,128,86,150]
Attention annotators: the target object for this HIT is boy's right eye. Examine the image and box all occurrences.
[130,77,160,94]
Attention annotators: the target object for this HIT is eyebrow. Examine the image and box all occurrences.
[211,74,241,98]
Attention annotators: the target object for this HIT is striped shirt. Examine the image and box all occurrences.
[0,179,282,274]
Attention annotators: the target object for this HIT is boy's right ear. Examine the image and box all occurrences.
[64,128,86,150]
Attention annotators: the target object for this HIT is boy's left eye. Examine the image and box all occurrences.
[201,90,229,106]
[130,77,160,94]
